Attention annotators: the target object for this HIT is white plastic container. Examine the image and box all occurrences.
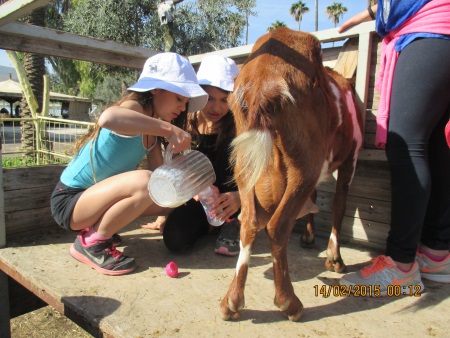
[148,149,216,208]
[198,186,224,226]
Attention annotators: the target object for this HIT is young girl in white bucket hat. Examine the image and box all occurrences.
[50,52,208,275]
[143,54,242,256]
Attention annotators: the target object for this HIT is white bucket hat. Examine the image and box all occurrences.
[196,55,239,92]
[128,52,208,113]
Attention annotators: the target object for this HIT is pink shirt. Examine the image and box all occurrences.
[375,0,450,148]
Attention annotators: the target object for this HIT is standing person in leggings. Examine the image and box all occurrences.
[143,55,242,256]
[50,53,208,275]
[338,0,450,293]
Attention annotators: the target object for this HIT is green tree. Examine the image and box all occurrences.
[175,0,245,54]
[61,0,156,98]
[267,21,288,32]
[94,73,137,112]
[325,2,348,28]
[290,1,309,31]
[55,0,246,103]
[45,0,82,96]
[15,0,249,105]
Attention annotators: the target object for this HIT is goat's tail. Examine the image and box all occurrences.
[231,129,272,195]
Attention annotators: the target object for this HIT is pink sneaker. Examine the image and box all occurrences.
[340,255,424,296]
[416,251,450,283]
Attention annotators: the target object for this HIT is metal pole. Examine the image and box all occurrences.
[315,0,318,31]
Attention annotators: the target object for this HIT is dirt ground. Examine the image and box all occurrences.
[5,218,450,338]
[11,306,93,338]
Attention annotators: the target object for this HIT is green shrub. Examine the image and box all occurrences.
[2,156,36,168]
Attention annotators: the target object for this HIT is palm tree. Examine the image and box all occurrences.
[20,6,46,161]
[267,21,288,32]
[325,2,348,28]
[290,1,309,31]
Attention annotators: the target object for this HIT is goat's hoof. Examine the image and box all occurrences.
[281,297,304,322]
[220,307,239,321]
[219,305,240,321]
[325,258,346,273]
[220,295,243,321]
[300,236,315,249]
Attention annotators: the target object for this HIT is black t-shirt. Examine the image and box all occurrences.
[193,134,237,194]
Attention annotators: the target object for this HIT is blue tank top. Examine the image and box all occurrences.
[61,128,147,189]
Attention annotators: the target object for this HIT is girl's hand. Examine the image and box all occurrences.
[193,185,219,202]
[210,191,241,222]
[167,126,191,153]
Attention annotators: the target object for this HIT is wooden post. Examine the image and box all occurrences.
[0,144,10,337]
[0,144,5,248]
[0,271,11,338]
[354,31,374,131]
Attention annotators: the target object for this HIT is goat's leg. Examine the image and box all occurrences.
[220,217,258,320]
[325,159,355,273]
[300,189,318,248]
[266,188,308,322]
[267,218,303,322]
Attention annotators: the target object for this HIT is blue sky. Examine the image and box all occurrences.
[245,1,367,44]
[0,1,367,67]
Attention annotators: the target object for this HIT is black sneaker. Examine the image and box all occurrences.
[70,231,136,276]
[215,219,240,256]
[111,233,122,247]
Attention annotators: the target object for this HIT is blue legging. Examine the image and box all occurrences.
[385,38,450,263]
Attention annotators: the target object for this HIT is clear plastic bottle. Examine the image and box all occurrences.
[198,186,224,226]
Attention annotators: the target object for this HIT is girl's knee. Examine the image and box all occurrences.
[133,170,152,188]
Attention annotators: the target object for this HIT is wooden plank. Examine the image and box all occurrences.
[313,21,376,42]
[3,165,64,191]
[0,22,158,69]
[314,191,391,224]
[333,38,359,79]
[317,176,390,201]
[0,0,52,27]
[297,212,388,249]
[313,212,389,242]
[4,186,55,213]
[6,207,57,235]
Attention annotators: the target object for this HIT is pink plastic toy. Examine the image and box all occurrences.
[165,261,179,278]
[445,119,450,148]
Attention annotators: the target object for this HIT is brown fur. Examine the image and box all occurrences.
[220,28,363,321]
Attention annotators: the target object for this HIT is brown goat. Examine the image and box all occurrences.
[220,28,363,321]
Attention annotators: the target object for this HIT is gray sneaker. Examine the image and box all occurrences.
[416,251,450,283]
[215,219,240,256]
[70,230,136,276]
[340,255,424,296]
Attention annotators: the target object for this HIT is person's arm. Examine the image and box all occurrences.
[338,4,377,33]
[98,100,191,153]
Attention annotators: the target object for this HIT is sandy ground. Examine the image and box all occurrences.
[5,217,450,337]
